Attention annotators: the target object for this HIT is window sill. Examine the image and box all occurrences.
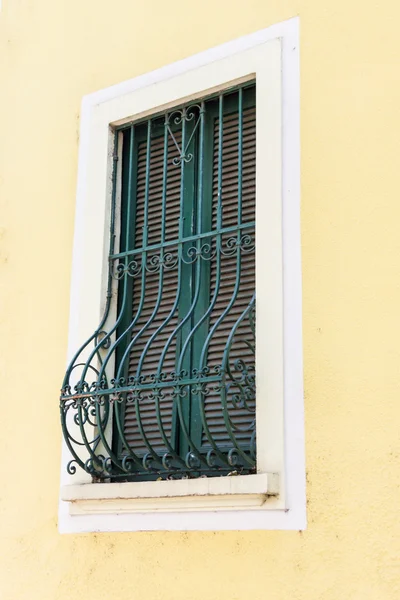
[61,472,279,515]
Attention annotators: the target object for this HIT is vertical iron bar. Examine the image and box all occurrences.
[220,295,256,467]
[133,119,183,465]
[176,109,193,460]
[173,105,209,466]
[198,94,224,368]
[180,94,231,466]
[217,94,224,231]
[194,95,236,465]
[156,110,189,375]
[238,87,243,226]
[176,104,206,370]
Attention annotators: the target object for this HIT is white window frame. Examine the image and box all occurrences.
[59,16,304,533]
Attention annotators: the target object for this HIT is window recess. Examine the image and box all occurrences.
[60,82,257,482]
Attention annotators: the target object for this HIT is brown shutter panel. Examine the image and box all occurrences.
[202,106,256,447]
[122,100,256,457]
[123,133,182,453]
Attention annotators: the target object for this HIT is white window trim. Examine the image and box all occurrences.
[59,16,304,533]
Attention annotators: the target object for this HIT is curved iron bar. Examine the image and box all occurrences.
[135,284,185,468]
[219,294,256,467]
[60,133,122,477]
[62,366,104,447]
[110,119,166,471]
[93,124,152,473]
[174,98,233,468]
[61,127,149,477]
[67,129,124,396]
[119,120,184,469]
[116,119,187,469]
[196,89,252,466]
[155,103,208,469]
[127,123,185,468]
[250,430,257,460]
[92,122,156,474]
[167,102,218,468]
[74,366,108,472]
[61,151,117,391]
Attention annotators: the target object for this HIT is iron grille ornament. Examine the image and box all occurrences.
[60,83,256,481]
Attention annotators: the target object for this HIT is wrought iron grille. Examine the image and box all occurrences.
[60,82,256,481]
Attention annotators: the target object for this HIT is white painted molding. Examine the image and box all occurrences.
[59,16,304,533]
[61,473,279,514]
[62,473,277,501]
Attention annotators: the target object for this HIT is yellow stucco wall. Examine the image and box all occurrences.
[1,0,400,598]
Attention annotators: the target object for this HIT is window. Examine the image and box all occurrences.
[113,84,256,479]
[62,85,258,478]
[59,18,304,532]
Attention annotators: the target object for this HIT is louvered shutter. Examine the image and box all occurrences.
[123,132,182,453]
[117,85,256,473]
[202,106,256,447]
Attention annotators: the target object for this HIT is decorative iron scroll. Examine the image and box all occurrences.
[60,85,256,481]
[61,299,255,480]
[165,104,203,165]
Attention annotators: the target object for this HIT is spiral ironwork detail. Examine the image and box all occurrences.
[165,104,203,165]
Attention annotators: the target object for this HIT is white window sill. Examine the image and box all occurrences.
[61,472,280,515]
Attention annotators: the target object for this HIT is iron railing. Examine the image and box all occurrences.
[60,83,256,481]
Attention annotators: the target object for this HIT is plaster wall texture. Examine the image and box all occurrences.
[0,1,399,599]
